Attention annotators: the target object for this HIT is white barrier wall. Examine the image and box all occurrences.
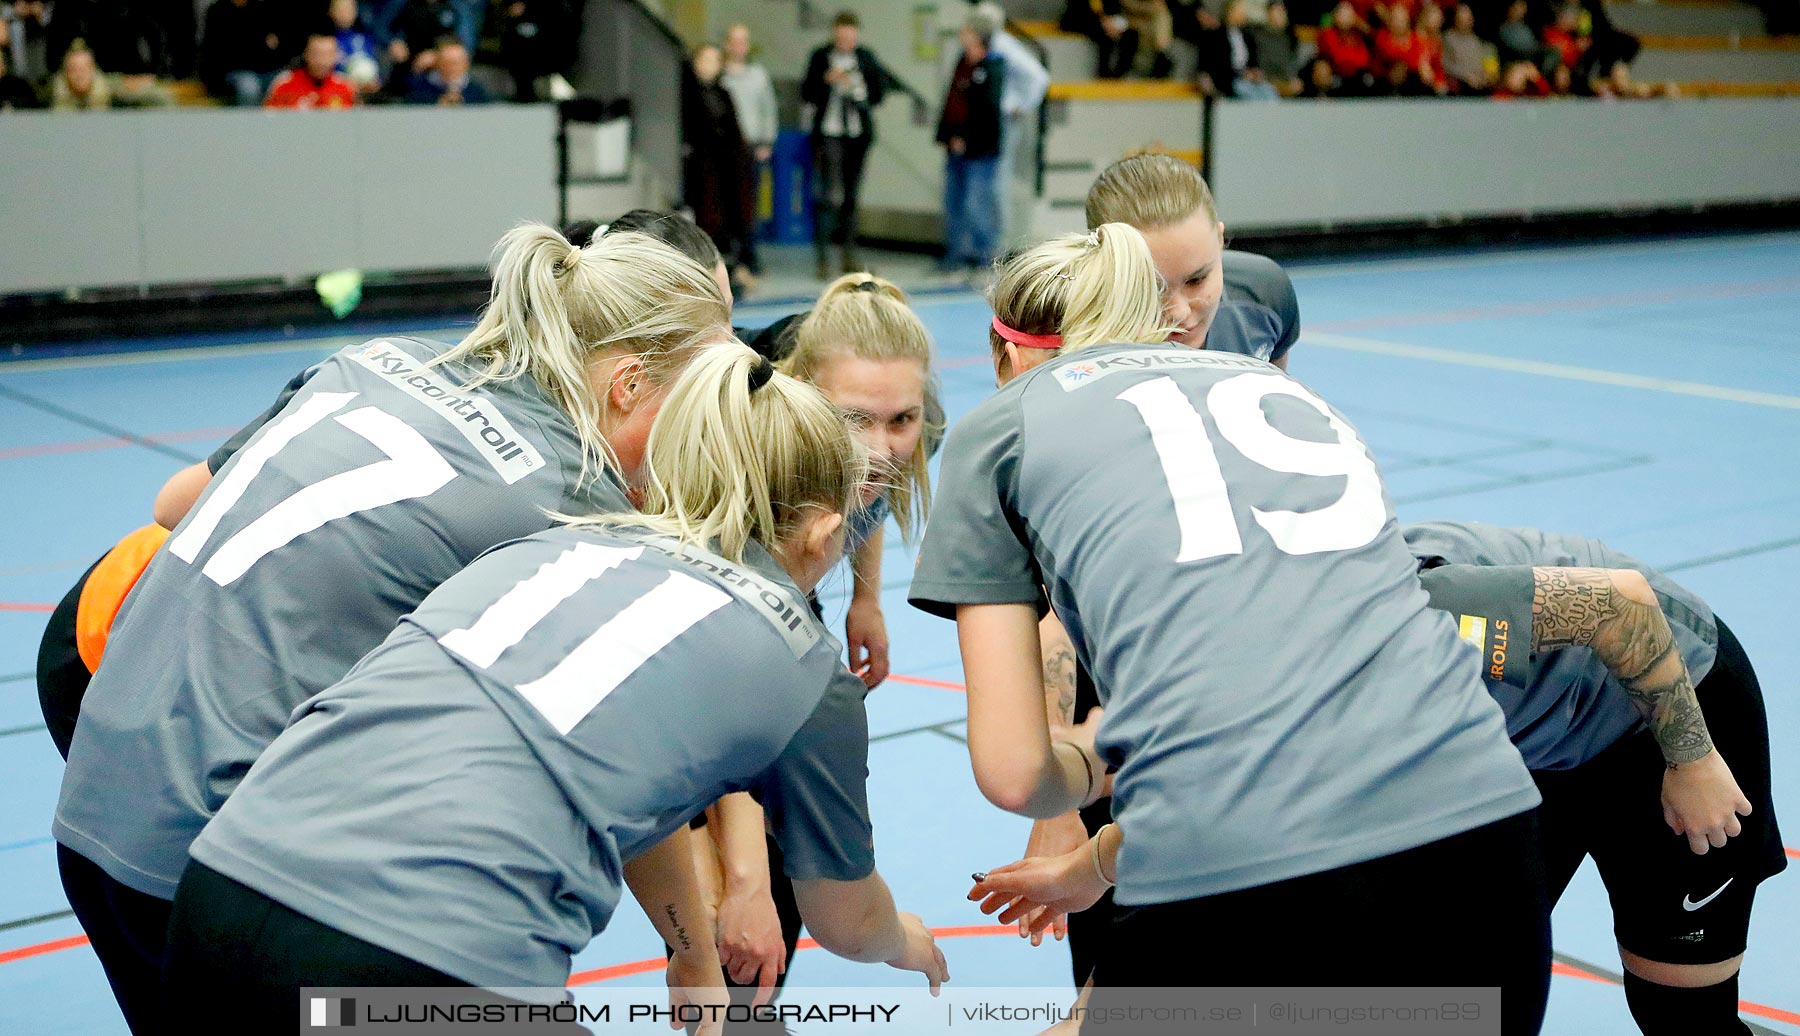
[0,105,558,296]
[1210,98,1800,233]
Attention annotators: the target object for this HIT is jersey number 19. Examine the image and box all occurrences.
[1117,372,1386,562]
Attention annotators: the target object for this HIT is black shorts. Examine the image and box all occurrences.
[35,558,101,760]
[1085,810,1550,1036]
[1533,617,1785,966]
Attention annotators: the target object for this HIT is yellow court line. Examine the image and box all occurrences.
[1304,331,1800,411]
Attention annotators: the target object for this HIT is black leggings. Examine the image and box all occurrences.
[1086,810,1551,1036]
[163,862,589,1034]
[57,844,173,1036]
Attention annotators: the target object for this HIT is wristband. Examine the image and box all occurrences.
[1056,739,1098,806]
[1090,824,1116,888]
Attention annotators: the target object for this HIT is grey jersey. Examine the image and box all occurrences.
[1404,521,1719,771]
[190,526,872,990]
[910,343,1537,904]
[1206,250,1301,366]
[56,337,630,898]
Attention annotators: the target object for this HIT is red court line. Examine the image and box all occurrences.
[0,603,55,613]
[7,923,1800,1023]
[0,934,88,966]
[887,673,967,693]
[1787,846,1799,860]
[0,426,238,462]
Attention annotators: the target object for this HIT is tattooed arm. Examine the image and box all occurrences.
[622,826,729,1032]
[1040,610,1078,737]
[1532,567,1752,853]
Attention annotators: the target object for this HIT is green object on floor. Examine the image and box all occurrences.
[316,269,364,320]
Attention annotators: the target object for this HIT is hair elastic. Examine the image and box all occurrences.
[991,316,1063,351]
[747,354,776,391]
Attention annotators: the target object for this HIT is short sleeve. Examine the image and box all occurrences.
[908,394,1040,619]
[1418,564,1536,692]
[1223,250,1300,365]
[206,365,317,473]
[758,666,875,881]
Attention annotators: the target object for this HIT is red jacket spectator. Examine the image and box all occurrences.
[1542,18,1588,71]
[265,33,356,108]
[1318,22,1373,77]
[265,68,356,107]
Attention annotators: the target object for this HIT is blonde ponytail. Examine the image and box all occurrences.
[780,272,936,539]
[568,342,869,565]
[989,224,1175,367]
[435,223,731,483]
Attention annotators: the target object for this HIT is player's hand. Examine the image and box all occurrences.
[666,948,729,1035]
[1662,748,1753,855]
[715,883,785,1007]
[846,596,889,689]
[969,844,1109,937]
[1006,813,1090,944]
[885,912,949,995]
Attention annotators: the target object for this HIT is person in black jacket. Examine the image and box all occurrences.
[936,8,1006,274]
[800,11,893,278]
[683,43,757,291]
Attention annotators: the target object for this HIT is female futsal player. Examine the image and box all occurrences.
[910,225,1549,1034]
[1018,155,1306,975]
[973,529,1779,1035]
[160,344,948,1031]
[53,225,731,1035]
[675,273,938,1022]
[1407,522,1784,1035]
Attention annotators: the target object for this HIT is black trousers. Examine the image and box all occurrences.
[665,832,805,1032]
[811,134,871,252]
[1085,810,1551,1036]
[163,861,589,1034]
[57,844,173,1036]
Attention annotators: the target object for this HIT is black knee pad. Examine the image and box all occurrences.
[1622,970,1750,1036]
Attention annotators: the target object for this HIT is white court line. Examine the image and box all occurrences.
[0,327,469,374]
[1285,232,1800,280]
[1305,331,1800,411]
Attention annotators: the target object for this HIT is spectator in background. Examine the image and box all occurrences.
[405,36,489,103]
[1317,0,1376,93]
[1497,0,1557,76]
[329,0,382,94]
[53,0,173,105]
[1198,0,1281,99]
[936,7,1005,275]
[266,32,356,107]
[366,0,481,54]
[200,0,284,106]
[50,42,108,108]
[1492,57,1551,96]
[801,10,893,278]
[1063,0,1135,78]
[1252,1,1304,96]
[494,0,576,102]
[1374,5,1446,94]
[0,37,41,107]
[1121,0,1175,76]
[973,1,1049,247]
[3,1,53,84]
[683,42,756,292]
[1542,3,1588,90]
[387,0,458,75]
[1571,0,1640,89]
[719,23,776,283]
[1441,3,1493,92]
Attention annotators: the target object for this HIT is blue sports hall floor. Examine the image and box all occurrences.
[2,231,1797,1034]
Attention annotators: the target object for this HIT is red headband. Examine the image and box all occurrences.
[991,316,1063,350]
